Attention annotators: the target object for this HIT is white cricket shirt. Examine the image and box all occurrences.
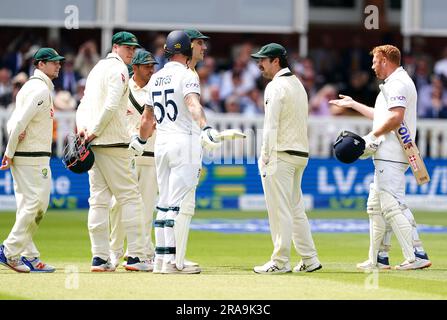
[373,67,417,163]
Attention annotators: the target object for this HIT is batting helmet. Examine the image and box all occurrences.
[333,130,366,164]
[62,133,95,174]
[164,30,192,58]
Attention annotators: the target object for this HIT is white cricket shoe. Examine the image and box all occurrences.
[184,259,199,267]
[394,258,432,270]
[357,259,390,271]
[0,245,30,273]
[91,257,116,272]
[110,250,124,268]
[293,260,322,273]
[253,260,291,274]
[161,261,201,274]
[125,257,153,272]
[153,258,163,274]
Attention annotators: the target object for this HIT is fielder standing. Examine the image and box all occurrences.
[329,45,431,270]
[184,29,209,70]
[76,31,153,272]
[130,30,220,274]
[251,43,322,274]
[0,48,64,273]
[109,50,158,270]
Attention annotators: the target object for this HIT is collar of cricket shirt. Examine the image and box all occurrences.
[273,67,292,80]
[106,52,125,65]
[129,76,146,91]
[384,66,405,83]
[33,68,54,90]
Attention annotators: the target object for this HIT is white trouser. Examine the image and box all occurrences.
[109,160,158,258]
[3,161,51,259]
[260,156,319,268]
[88,147,146,261]
[154,134,201,263]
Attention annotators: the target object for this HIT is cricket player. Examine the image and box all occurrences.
[109,49,158,270]
[129,30,221,274]
[76,31,154,272]
[0,48,64,273]
[329,45,431,270]
[184,29,209,70]
[251,43,322,274]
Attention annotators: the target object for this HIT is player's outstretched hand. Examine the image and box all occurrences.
[0,155,12,170]
[129,134,146,156]
[200,126,221,151]
[360,132,381,159]
[329,94,355,109]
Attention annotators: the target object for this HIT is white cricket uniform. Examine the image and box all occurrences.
[76,53,147,261]
[372,66,417,203]
[109,77,158,259]
[146,61,201,263]
[260,67,319,268]
[366,66,419,264]
[2,69,54,259]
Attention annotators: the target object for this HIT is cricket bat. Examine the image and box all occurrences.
[394,121,430,185]
[216,129,246,141]
[379,84,430,185]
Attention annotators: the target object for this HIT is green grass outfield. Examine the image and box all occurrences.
[0,209,447,300]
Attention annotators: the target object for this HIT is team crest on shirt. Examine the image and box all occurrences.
[42,168,48,178]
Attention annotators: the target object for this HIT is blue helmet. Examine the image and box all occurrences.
[333,130,365,164]
[164,30,192,58]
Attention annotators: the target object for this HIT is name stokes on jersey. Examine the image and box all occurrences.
[154,75,172,86]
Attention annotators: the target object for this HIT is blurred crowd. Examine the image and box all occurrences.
[1,34,447,121]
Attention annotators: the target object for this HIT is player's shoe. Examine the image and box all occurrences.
[377,256,391,270]
[21,257,55,273]
[0,245,30,273]
[152,258,163,274]
[394,257,432,270]
[253,260,291,274]
[161,261,201,274]
[415,250,430,260]
[184,259,199,267]
[90,257,116,272]
[293,260,322,273]
[125,257,153,272]
[110,250,124,268]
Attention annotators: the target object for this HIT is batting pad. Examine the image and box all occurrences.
[174,213,192,270]
[379,191,415,262]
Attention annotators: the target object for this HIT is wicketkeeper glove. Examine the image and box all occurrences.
[359,132,381,159]
[200,126,222,151]
[128,134,146,156]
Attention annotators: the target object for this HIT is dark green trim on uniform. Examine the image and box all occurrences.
[280,72,293,77]
[14,151,51,157]
[142,151,154,157]
[129,89,145,115]
[165,219,175,228]
[93,143,129,148]
[155,247,176,254]
[153,220,165,228]
[168,206,180,212]
[156,206,169,212]
[284,150,309,158]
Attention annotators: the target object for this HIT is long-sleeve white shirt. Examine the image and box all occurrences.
[262,67,309,161]
[5,69,54,163]
[76,52,130,146]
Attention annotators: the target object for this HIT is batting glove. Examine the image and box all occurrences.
[200,126,221,151]
[360,132,380,159]
[129,134,146,156]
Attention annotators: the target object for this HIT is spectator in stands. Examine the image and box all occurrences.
[3,41,31,75]
[296,60,318,101]
[418,75,447,118]
[341,35,371,83]
[434,46,447,84]
[203,85,224,113]
[152,34,168,71]
[220,57,255,100]
[342,70,376,109]
[412,56,431,91]
[223,95,242,113]
[240,87,264,115]
[309,84,338,116]
[310,34,339,84]
[74,78,86,107]
[0,68,12,107]
[53,90,77,143]
[54,53,80,94]
[74,40,100,78]
[4,72,28,114]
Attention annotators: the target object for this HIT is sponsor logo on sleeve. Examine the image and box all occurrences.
[390,95,406,102]
[185,82,200,89]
